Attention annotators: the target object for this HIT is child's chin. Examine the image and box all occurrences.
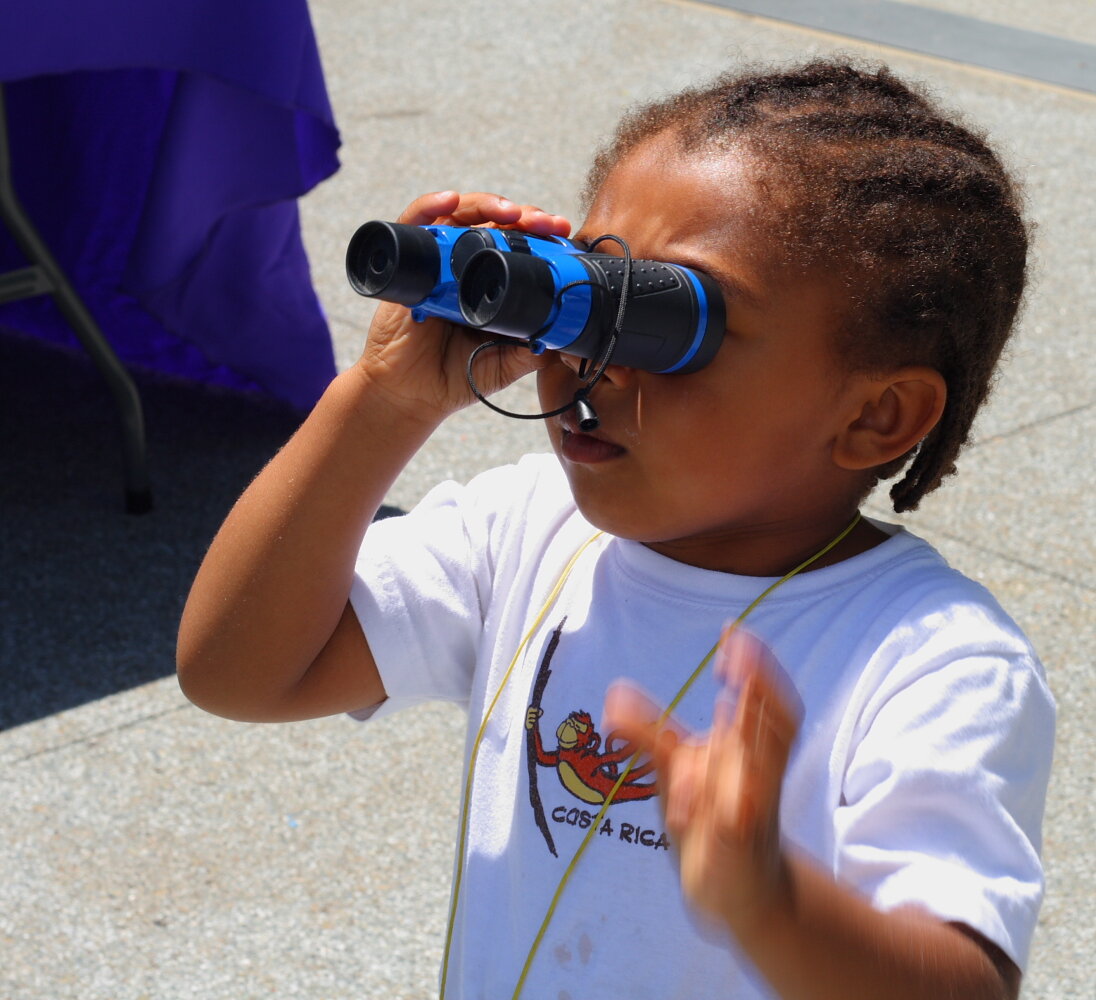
[562,481,656,541]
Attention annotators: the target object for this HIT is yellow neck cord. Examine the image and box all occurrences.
[439,513,862,999]
[438,529,606,1000]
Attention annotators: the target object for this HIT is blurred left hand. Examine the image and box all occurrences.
[603,628,802,936]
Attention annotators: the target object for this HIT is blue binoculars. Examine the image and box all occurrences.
[346,221,725,375]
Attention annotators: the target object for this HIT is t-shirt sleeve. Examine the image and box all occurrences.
[832,600,1056,971]
[346,470,499,720]
[346,454,567,721]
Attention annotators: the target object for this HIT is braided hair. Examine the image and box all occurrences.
[583,61,1029,512]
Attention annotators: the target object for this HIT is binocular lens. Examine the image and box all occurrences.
[459,250,557,336]
[346,221,440,305]
[368,248,390,276]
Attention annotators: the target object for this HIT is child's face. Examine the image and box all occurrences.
[537,134,872,574]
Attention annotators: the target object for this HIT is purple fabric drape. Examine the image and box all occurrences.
[0,0,340,410]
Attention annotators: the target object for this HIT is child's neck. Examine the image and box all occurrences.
[642,512,886,577]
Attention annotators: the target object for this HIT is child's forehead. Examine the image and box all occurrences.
[592,132,757,206]
[579,135,806,291]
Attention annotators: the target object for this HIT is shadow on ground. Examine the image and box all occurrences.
[0,330,353,729]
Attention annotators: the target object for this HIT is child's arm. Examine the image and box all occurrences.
[177,191,570,723]
[603,631,1021,1000]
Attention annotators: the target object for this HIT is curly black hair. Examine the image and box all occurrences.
[583,60,1029,512]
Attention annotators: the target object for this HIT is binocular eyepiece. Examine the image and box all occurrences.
[346,220,725,375]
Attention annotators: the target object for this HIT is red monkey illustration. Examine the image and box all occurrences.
[526,707,656,805]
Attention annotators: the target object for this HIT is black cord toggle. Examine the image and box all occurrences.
[572,389,599,431]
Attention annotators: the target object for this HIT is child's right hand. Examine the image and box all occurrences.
[354,190,572,426]
[179,190,569,724]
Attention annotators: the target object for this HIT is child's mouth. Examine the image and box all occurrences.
[559,418,627,464]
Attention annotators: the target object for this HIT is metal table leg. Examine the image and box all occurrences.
[0,82,152,513]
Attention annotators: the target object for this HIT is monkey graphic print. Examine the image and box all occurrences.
[524,617,667,858]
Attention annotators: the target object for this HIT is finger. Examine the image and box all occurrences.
[603,681,695,813]
[602,680,691,755]
[703,632,800,840]
[663,740,702,834]
[396,190,524,228]
[716,628,803,730]
[443,193,526,228]
[705,681,750,837]
[396,189,462,225]
[499,206,572,237]
[463,333,544,394]
[720,670,797,838]
[396,191,571,237]
[733,649,799,775]
[453,199,570,237]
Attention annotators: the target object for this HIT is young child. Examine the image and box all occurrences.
[177,60,1055,1000]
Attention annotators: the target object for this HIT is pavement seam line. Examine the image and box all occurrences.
[920,531,1095,593]
[968,400,1096,449]
[666,0,1096,102]
[4,704,190,767]
[861,504,1096,593]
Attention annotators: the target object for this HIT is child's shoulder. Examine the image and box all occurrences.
[866,524,1026,631]
[367,453,588,575]
[391,452,574,526]
[850,524,1034,648]
[448,452,581,533]
[837,524,1051,713]
[471,451,572,500]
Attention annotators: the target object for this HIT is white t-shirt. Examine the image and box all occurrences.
[350,454,1054,1000]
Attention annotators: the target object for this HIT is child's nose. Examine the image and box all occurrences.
[557,351,636,388]
[558,352,583,375]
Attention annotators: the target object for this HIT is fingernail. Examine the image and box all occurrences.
[715,626,741,682]
[604,681,635,718]
[497,197,515,210]
[714,685,738,727]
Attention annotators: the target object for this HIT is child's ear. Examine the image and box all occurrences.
[833,366,946,471]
